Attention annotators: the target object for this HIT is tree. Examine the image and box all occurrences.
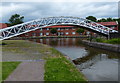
[97,18,119,22]
[86,16,97,22]
[50,28,57,34]
[9,14,24,26]
[5,23,11,27]
[107,17,113,22]
[76,28,84,35]
[97,18,107,22]
[118,18,120,23]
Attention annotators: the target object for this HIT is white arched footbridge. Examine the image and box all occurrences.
[0,16,118,40]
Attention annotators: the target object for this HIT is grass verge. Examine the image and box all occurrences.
[2,62,21,81]
[95,38,120,44]
[44,48,87,81]
[103,38,120,44]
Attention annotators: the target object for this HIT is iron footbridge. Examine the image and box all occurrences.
[0,16,118,40]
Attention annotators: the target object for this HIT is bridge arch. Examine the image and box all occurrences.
[0,16,118,40]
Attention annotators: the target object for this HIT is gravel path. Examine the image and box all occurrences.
[4,60,45,81]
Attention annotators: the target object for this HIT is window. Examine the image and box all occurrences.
[46,28,49,30]
[58,28,60,30]
[66,32,69,35]
[40,28,42,31]
[25,33,29,36]
[72,32,75,34]
[61,32,64,35]
[40,33,43,36]
[86,31,90,35]
[46,33,49,36]
[72,28,75,30]
[61,28,64,30]
[58,32,61,35]
[111,26,115,29]
[66,28,69,30]
[32,33,36,36]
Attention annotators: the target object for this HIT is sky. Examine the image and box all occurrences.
[0,0,119,23]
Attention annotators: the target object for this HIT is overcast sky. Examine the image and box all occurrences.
[0,1,119,23]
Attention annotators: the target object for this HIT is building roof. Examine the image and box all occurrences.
[0,23,7,29]
[45,25,74,28]
[97,21,118,26]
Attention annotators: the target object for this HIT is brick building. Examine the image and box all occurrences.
[97,21,118,31]
[0,23,8,29]
[19,25,83,37]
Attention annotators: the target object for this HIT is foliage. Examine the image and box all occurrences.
[97,17,120,22]
[9,14,24,26]
[86,16,97,22]
[2,62,21,81]
[97,18,107,22]
[86,16,120,23]
[95,38,120,44]
[50,28,57,34]
[103,38,120,44]
[76,28,84,34]
[95,38,104,42]
[5,23,11,27]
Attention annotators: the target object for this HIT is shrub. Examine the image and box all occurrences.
[95,38,104,42]
[50,28,57,34]
[76,28,84,35]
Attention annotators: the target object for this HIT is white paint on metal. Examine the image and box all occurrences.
[0,16,118,40]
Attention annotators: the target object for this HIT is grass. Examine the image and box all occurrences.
[95,38,120,44]
[2,62,21,81]
[44,48,87,81]
[95,38,105,42]
[103,38,120,44]
[0,63,2,82]
[2,40,47,56]
[2,40,38,47]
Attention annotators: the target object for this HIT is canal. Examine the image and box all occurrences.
[30,38,119,81]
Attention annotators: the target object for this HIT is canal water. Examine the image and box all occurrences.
[30,38,119,81]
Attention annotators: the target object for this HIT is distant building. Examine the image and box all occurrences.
[0,23,7,29]
[97,21,118,31]
[19,25,82,37]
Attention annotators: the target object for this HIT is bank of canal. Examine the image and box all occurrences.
[30,38,119,81]
[1,40,86,81]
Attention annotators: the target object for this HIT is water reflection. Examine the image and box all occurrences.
[29,38,119,81]
[29,38,85,47]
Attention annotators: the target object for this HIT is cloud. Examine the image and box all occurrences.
[1,0,119,2]
[0,2,118,23]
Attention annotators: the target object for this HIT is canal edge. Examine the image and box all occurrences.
[82,40,120,53]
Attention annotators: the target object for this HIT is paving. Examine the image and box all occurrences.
[2,48,44,62]
[2,40,47,81]
[5,60,45,81]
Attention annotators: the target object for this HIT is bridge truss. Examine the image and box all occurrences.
[0,16,118,40]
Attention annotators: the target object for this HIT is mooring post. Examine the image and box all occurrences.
[108,28,110,40]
